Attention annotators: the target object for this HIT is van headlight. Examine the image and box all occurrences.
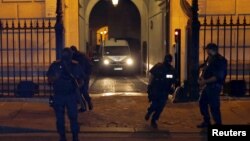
[103,59,110,65]
[126,58,133,65]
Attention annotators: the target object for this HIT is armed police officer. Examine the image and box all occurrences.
[47,48,85,141]
[197,43,227,128]
[70,46,93,112]
[145,54,176,128]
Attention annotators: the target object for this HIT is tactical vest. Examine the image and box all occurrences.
[149,63,175,100]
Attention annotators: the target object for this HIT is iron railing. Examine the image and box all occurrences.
[0,18,56,97]
[199,15,250,95]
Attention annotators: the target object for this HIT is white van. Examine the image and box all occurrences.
[100,39,134,72]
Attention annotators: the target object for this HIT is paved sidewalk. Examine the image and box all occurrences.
[0,132,206,141]
[0,96,249,134]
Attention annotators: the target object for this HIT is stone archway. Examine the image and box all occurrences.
[84,0,148,73]
[85,0,148,43]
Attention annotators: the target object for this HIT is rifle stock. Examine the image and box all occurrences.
[62,62,87,110]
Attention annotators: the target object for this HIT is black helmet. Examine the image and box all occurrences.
[164,54,173,63]
[205,43,218,52]
[70,45,78,53]
[62,48,73,61]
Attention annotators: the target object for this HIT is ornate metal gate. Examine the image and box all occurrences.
[0,18,56,97]
[199,15,250,95]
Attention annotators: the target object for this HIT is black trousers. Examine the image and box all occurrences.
[147,99,167,121]
[53,94,79,139]
[199,85,222,124]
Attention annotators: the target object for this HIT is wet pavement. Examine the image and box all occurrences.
[0,97,250,141]
[0,96,250,131]
[0,75,249,141]
[89,75,147,94]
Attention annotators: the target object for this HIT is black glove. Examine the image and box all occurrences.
[147,85,153,102]
[88,100,93,110]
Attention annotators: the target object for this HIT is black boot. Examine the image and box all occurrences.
[73,134,79,141]
[59,135,67,141]
[78,107,86,113]
[88,101,93,110]
[151,120,158,129]
[59,139,67,141]
[197,121,211,128]
[145,112,151,121]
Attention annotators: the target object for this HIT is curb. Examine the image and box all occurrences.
[0,98,49,103]
[0,96,249,103]
[0,127,205,134]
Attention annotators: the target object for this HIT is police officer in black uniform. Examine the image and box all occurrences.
[47,48,85,141]
[70,46,93,112]
[145,54,176,128]
[197,43,227,128]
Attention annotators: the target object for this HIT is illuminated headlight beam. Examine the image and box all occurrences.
[126,58,133,65]
[112,0,119,6]
[104,59,110,65]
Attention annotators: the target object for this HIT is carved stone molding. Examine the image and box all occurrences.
[158,0,166,11]
[180,0,192,18]
[154,0,167,12]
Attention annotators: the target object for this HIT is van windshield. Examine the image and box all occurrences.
[104,46,130,56]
